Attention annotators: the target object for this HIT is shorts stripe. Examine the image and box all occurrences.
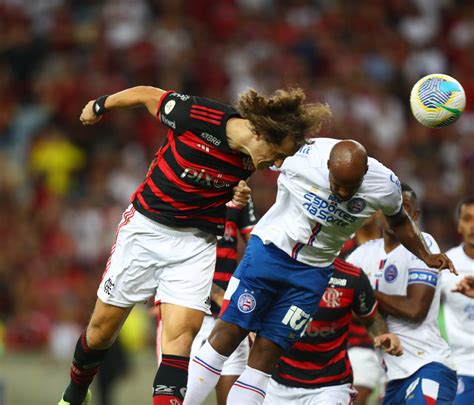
[234,380,266,398]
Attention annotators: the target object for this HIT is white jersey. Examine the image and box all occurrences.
[252,138,402,266]
[440,244,474,377]
[347,234,455,381]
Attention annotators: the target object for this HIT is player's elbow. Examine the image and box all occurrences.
[407,306,429,323]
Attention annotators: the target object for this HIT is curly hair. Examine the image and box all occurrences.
[236,87,331,146]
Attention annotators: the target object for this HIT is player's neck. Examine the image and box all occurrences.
[226,118,254,154]
[463,243,474,260]
[383,231,400,253]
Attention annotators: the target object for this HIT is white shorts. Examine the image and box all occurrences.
[191,315,250,376]
[348,347,385,390]
[98,205,217,313]
[264,379,357,405]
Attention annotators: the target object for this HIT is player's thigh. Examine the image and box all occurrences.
[348,347,384,390]
[160,303,205,356]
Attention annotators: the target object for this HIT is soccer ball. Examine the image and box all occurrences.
[409,73,466,128]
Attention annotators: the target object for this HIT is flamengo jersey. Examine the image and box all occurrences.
[252,138,403,267]
[132,91,255,235]
[210,199,258,314]
[347,234,455,381]
[273,258,378,389]
[440,244,474,377]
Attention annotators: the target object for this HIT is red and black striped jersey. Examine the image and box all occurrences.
[132,91,255,235]
[210,198,258,314]
[272,258,377,389]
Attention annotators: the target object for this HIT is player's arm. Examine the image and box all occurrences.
[384,209,456,274]
[80,86,167,125]
[351,268,402,356]
[374,281,435,322]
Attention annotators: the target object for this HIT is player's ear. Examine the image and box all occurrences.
[412,208,420,222]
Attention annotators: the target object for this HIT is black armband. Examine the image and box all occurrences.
[92,95,109,116]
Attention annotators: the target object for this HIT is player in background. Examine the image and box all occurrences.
[263,257,402,404]
[58,86,331,405]
[339,216,384,405]
[185,139,455,405]
[347,183,458,404]
[439,197,474,404]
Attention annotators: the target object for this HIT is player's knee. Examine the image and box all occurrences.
[208,320,247,356]
[86,322,116,349]
[248,337,283,372]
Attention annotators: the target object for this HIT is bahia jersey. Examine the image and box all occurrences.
[132,91,255,235]
[252,138,403,267]
[210,198,258,314]
[272,258,377,389]
[347,234,455,381]
[440,244,474,377]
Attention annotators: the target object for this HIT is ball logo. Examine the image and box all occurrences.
[238,293,256,313]
[384,264,398,283]
[164,100,176,115]
[347,197,366,214]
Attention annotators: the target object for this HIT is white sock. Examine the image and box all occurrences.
[183,340,228,405]
[227,365,271,405]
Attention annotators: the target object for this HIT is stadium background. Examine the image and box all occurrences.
[0,0,472,404]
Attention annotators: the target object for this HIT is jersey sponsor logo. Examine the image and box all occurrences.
[180,168,231,189]
[329,277,347,286]
[347,197,366,214]
[464,304,474,320]
[303,192,356,227]
[305,322,337,337]
[169,92,190,101]
[197,143,210,153]
[200,132,221,146]
[322,288,342,308]
[164,100,176,114]
[408,269,438,287]
[281,305,312,336]
[384,264,398,283]
[390,173,401,189]
[298,145,311,155]
[160,115,176,129]
[237,292,256,313]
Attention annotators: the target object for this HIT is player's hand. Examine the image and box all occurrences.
[80,100,102,125]
[452,275,474,298]
[422,253,458,275]
[374,333,403,356]
[231,180,251,208]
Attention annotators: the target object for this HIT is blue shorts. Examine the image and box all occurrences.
[383,362,457,405]
[220,235,333,351]
[455,375,474,405]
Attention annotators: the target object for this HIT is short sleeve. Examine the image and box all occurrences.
[157,91,192,134]
[380,172,403,217]
[407,234,440,288]
[346,247,364,269]
[352,270,378,318]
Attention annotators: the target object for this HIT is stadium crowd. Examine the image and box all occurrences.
[0,0,472,364]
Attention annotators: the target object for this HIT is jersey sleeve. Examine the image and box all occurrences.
[346,246,364,269]
[237,197,259,236]
[158,91,234,141]
[352,270,378,318]
[379,172,403,216]
[407,234,441,289]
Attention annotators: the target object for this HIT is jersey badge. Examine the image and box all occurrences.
[238,292,256,313]
[384,264,398,283]
[347,197,366,214]
[322,288,343,308]
[164,100,176,114]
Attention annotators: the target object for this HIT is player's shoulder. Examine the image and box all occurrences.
[354,238,383,254]
[446,244,464,260]
[364,158,399,189]
[333,257,362,278]
[420,231,440,254]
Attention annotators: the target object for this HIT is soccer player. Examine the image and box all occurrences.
[347,183,458,404]
[185,139,456,405]
[440,197,474,404]
[58,86,331,405]
[263,257,402,404]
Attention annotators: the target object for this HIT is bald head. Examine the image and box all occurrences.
[327,140,368,201]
